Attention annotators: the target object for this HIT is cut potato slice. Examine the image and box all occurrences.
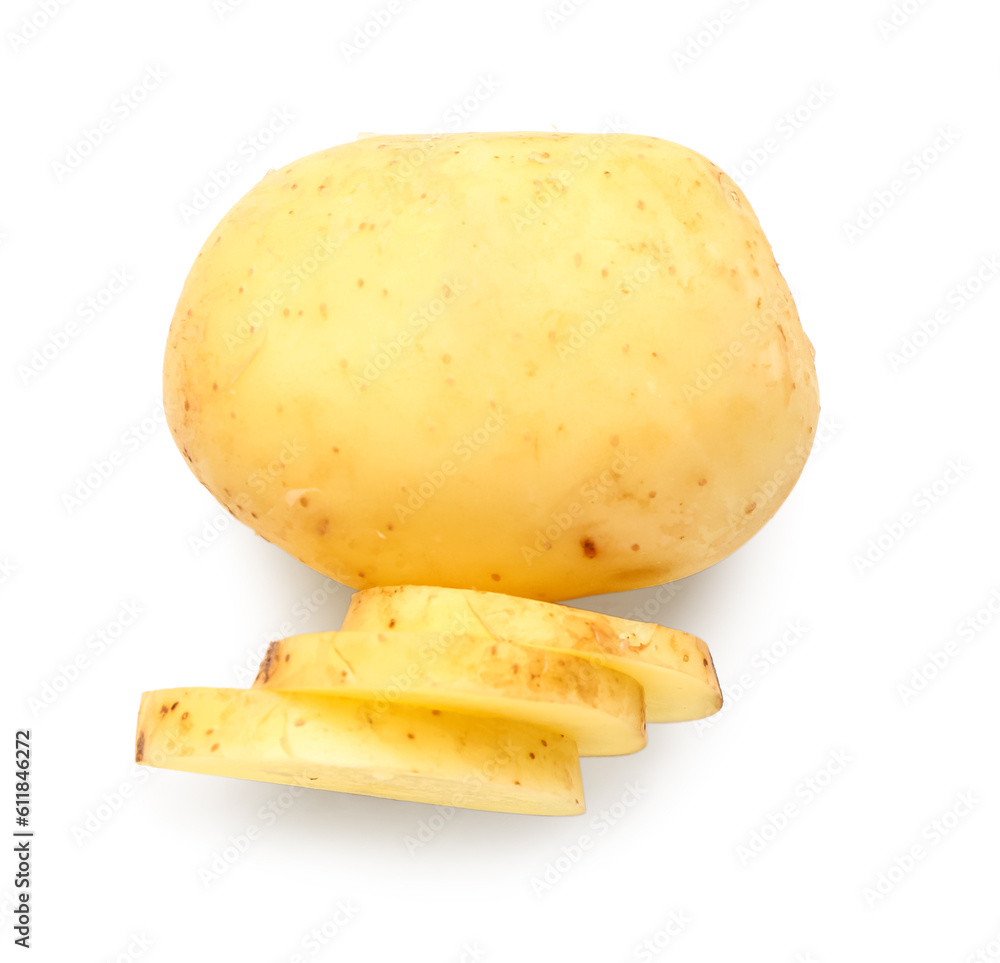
[135,688,583,815]
[342,586,722,723]
[252,631,645,757]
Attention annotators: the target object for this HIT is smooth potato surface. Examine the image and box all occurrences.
[136,687,583,815]
[165,132,818,600]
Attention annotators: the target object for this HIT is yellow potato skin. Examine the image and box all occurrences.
[165,132,819,601]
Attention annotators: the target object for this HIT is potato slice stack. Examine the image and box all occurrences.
[136,587,722,815]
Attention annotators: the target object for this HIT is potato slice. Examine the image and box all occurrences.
[135,688,583,816]
[251,631,645,757]
[342,586,722,724]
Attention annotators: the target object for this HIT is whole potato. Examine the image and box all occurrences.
[165,132,818,601]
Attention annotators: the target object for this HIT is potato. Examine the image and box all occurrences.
[342,585,722,724]
[164,131,818,601]
[135,687,583,815]
[252,630,645,756]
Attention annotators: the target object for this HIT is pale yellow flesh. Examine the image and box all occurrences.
[136,688,583,815]
[164,131,819,602]
[251,631,645,757]
[341,586,723,724]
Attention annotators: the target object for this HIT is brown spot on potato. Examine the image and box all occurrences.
[683,653,689,662]
[181,712,188,720]
[388,619,396,627]
[703,658,709,666]
[294,719,305,726]
[258,642,279,683]
[631,544,640,551]
[407,732,415,739]
[491,573,501,581]
[357,278,364,287]
[745,501,757,514]
[431,709,440,715]
[170,701,179,711]
[135,732,144,762]
[210,743,220,752]
[698,478,707,486]
[541,739,548,747]
[300,496,309,507]
[637,200,645,210]
[442,354,452,364]
[184,400,190,411]
[529,752,535,759]
[159,704,168,715]
[582,539,597,558]
[649,491,657,498]
[317,519,329,535]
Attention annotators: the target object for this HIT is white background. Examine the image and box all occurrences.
[2,0,999,960]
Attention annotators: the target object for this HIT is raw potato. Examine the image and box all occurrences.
[164,131,819,601]
[342,585,722,724]
[135,687,583,815]
[252,630,646,756]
